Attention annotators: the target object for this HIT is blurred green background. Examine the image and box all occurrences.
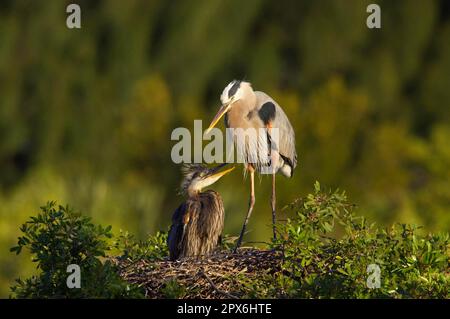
[0,0,449,297]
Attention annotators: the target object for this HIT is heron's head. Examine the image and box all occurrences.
[180,163,235,196]
[206,80,254,134]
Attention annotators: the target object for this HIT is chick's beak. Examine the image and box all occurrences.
[209,165,235,179]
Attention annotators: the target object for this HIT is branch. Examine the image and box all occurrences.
[198,268,239,299]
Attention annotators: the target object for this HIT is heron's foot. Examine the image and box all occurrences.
[233,240,242,254]
[233,234,246,253]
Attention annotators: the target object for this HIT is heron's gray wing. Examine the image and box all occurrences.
[255,91,297,170]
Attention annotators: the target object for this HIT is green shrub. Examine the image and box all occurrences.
[10,201,143,298]
[240,182,449,298]
[113,230,168,262]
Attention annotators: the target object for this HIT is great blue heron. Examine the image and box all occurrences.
[206,80,297,251]
[167,163,235,261]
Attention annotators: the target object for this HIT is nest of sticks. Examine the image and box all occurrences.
[116,248,282,299]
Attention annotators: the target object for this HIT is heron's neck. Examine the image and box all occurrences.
[187,186,201,197]
[228,93,257,128]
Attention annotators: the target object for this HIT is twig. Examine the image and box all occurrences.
[199,269,239,299]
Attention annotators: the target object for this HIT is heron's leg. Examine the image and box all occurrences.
[271,172,277,240]
[234,168,255,252]
[268,144,278,241]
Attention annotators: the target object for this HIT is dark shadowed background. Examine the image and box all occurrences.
[0,0,449,296]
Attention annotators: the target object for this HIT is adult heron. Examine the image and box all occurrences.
[168,163,235,261]
[206,80,297,251]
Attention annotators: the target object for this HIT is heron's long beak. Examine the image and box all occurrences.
[209,165,235,179]
[201,165,235,188]
[191,165,235,192]
[205,103,232,135]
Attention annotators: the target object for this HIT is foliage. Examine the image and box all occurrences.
[238,182,450,298]
[10,202,143,298]
[113,230,168,262]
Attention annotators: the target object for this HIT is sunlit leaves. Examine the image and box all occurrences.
[10,202,143,298]
[257,183,450,298]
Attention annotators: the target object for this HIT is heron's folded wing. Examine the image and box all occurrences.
[255,91,297,170]
[167,202,188,260]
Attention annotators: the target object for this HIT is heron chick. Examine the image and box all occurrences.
[167,163,234,261]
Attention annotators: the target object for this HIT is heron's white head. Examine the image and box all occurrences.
[220,80,245,105]
[207,80,254,133]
